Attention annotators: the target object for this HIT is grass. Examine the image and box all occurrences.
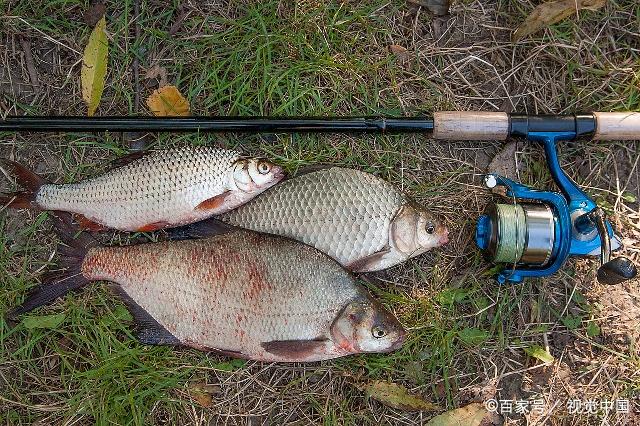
[1,0,640,425]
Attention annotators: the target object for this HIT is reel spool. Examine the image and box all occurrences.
[477,203,555,268]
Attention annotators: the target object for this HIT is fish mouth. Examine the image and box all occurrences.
[387,328,407,352]
[437,226,449,245]
[272,166,286,182]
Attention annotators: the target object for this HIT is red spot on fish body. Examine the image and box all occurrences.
[243,260,272,301]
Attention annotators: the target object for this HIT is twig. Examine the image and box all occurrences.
[19,38,39,92]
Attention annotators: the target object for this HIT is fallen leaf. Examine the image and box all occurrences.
[513,0,606,41]
[487,141,519,180]
[365,381,440,411]
[145,64,169,88]
[457,328,489,346]
[81,16,108,116]
[146,85,190,116]
[188,382,220,408]
[211,359,246,372]
[22,313,66,330]
[389,44,410,61]
[457,378,498,405]
[83,2,106,27]
[426,403,489,426]
[524,344,555,364]
[389,44,407,54]
[408,0,451,16]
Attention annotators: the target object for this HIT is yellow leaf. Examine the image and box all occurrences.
[81,16,108,116]
[365,381,440,412]
[146,85,191,116]
[187,382,220,408]
[513,0,606,41]
[426,403,489,426]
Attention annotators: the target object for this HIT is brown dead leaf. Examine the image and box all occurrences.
[188,382,220,408]
[146,85,190,116]
[389,44,410,61]
[457,378,498,405]
[487,141,519,180]
[407,0,451,16]
[364,381,440,411]
[389,44,408,54]
[83,2,106,27]
[145,64,169,88]
[513,0,607,41]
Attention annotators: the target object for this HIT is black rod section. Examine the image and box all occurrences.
[0,116,435,133]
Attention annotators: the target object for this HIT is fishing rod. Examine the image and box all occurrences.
[2,111,639,285]
[0,112,638,139]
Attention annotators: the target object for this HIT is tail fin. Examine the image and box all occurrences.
[9,212,99,318]
[0,159,47,209]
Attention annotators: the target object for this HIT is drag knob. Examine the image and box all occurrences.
[597,257,637,285]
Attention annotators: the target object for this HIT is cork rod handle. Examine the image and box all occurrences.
[593,112,640,140]
[433,111,509,140]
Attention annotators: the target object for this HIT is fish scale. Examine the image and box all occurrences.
[218,167,407,266]
[81,231,366,361]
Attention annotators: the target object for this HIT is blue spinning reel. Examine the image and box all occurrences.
[475,116,637,284]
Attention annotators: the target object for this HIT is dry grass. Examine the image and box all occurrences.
[1,0,639,425]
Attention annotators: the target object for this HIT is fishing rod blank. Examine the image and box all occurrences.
[0,111,638,140]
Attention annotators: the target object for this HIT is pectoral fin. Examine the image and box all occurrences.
[196,191,231,212]
[261,338,328,358]
[345,248,391,273]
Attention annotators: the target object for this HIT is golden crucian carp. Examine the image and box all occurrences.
[178,167,448,272]
[9,214,406,362]
[0,146,284,232]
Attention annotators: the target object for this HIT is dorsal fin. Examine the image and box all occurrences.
[109,151,148,170]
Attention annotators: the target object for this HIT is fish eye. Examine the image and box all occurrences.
[372,326,387,339]
[425,222,435,234]
[257,161,271,175]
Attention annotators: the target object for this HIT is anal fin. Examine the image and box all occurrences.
[261,339,328,359]
[137,221,171,232]
[182,339,249,359]
[74,214,108,232]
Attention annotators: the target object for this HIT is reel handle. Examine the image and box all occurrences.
[589,208,637,285]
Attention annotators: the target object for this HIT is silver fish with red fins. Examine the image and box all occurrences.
[10,216,406,362]
[208,167,448,272]
[0,146,284,232]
